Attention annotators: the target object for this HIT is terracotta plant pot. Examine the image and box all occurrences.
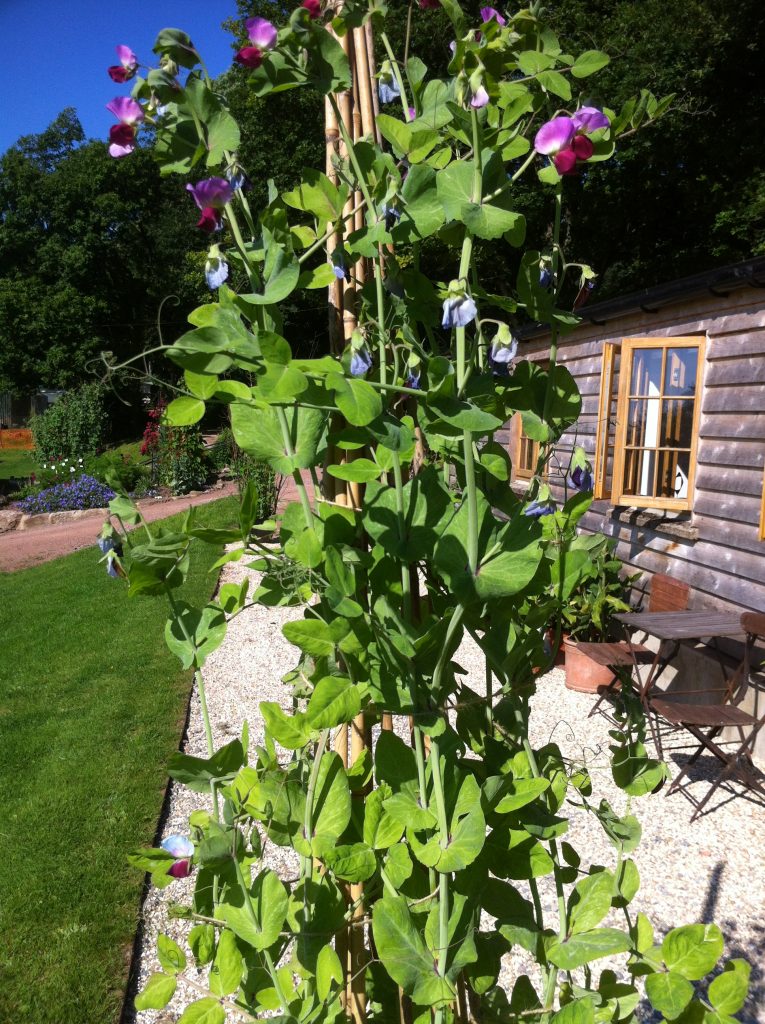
[563,637,617,693]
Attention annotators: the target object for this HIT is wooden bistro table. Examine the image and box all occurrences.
[613,610,751,753]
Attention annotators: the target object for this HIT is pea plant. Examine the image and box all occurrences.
[101,2,751,1022]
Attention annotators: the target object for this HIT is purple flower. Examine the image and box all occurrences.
[408,106,416,121]
[350,347,373,378]
[480,6,506,26]
[302,0,322,17]
[161,834,194,879]
[225,165,251,192]
[572,106,610,133]
[382,204,401,231]
[420,0,441,7]
[470,84,490,109]
[568,465,593,492]
[539,267,553,289]
[108,123,136,159]
[106,96,144,125]
[524,499,555,518]
[245,16,277,49]
[108,44,138,83]
[442,281,477,329]
[331,248,348,280]
[406,370,421,389]
[186,177,234,211]
[534,116,576,156]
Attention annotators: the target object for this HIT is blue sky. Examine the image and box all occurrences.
[0,1,242,155]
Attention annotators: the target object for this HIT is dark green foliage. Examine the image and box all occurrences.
[158,423,209,495]
[30,383,108,460]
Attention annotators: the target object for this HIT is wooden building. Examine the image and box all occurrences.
[505,257,765,757]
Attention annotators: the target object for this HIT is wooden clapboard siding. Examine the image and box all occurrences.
[510,282,765,618]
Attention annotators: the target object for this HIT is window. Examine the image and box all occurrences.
[513,415,539,480]
[595,337,705,511]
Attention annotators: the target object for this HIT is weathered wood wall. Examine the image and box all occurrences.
[516,286,765,616]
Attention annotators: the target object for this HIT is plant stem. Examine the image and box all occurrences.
[380,33,411,120]
[275,405,314,529]
[233,858,291,1014]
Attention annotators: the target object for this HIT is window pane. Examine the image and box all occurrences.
[630,348,663,396]
[627,398,660,447]
[657,448,692,498]
[623,448,656,497]
[660,399,695,448]
[664,346,698,396]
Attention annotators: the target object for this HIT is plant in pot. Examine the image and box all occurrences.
[558,535,640,692]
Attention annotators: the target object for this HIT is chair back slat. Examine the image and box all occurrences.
[648,574,690,613]
[741,611,765,639]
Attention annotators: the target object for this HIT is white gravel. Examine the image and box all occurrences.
[126,556,765,1023]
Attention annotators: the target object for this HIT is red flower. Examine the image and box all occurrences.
[108,65,130,83]
[302,0,321,18]
[419,0,441,8]
[109,123,135,149]
[197,207,222,233]
[235,45,263,68]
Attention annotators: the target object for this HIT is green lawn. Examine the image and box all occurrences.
[0,448,35,480]
[0,497,238,1023]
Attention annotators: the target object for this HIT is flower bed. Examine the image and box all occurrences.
[16,474,115,514]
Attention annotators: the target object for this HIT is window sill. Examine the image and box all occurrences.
[607,505,699,542]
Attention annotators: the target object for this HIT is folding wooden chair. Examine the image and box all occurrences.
[582,573,690,720]
[650,612,765,821]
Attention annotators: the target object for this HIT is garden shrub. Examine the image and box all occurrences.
[31,383,108,462]
[157,422,208,495]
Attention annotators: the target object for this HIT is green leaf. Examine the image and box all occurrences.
[164,602,227,670]
[392,164,445,243]
[661,924,723,980]
[216,868,288,951]
[157,933,186,974]
[537,70,572,101]
[571,50,610,78]
[189,924,216,966]
[363,785,405,849]
[494,778,550,813]
[134,972,177,1010]
[372,897,454,1006]
[282,617,349,658]
[708,959,751,1014]
[184,370,219,399]
[568,871,614,935]
[177,998,226,1024]
[283,169,349,222]
[209,928,243,997]
[306,675,361,729]
[547,928,631,969]
[297,263,338,290]
[313,838,377,881]
[167,739,244,793]
[231,401,327,474]
[328,458,382,483]
[645,972,694,1020]
[316,945,344,1001]
[551,1000,595,1024]
[313,751,351,841]
[327,372,383,426]
[260,702,310,750]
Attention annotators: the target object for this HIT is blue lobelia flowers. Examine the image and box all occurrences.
[442,280,477,329]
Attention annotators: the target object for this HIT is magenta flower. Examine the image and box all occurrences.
[246,16,277,49]
[235,46,263,68]
[197,208,223,233]
[186,178,234,211]
[106,96,144,126]
[480,6,506,25]
[534,116,576,156]
[302,0,321,18]
[534,107,609,176]
[108,123,136,159]
[420,0,440,7]
[107,44,138,83]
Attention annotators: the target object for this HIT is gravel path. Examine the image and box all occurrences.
[127,555,765,1023]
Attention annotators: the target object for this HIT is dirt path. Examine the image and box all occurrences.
[0,475,309,573]
[0,484,241,573]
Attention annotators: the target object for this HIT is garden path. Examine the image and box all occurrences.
[0,476,310,573]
